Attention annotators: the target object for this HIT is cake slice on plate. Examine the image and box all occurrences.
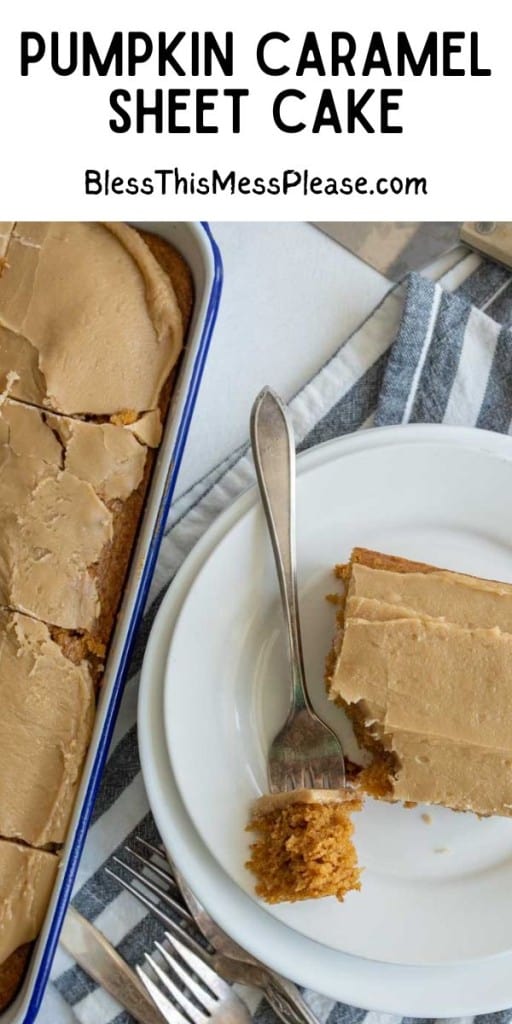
[247,546,512,906]
[327,547,512,816]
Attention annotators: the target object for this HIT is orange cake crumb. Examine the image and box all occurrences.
[110,409,139,425]
[86,637,107,658]
[358,760,393,799]
[246,791,362,904]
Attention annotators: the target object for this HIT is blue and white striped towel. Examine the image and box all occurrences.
[52,248,512,1024]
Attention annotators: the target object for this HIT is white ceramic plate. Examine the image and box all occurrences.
[164,425,512,967]
[139,424,512,1015]
[138,429,512,1016]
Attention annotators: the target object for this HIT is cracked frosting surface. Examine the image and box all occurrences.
[0,841,58,966]
[0,221,183,415]
[0,609,95,846]
[330,560,512,816]
[46,413,158,503]
[0,398,158,630]
[0,221,184,974]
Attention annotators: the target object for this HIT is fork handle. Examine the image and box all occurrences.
[261,973,321,1024]
[250,388,310,714]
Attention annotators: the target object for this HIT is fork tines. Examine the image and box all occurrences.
[137,932,231,1024]
[110,838,250,1024]
[105,838,207,959]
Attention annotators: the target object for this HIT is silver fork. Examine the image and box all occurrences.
[107,838,320,1024]
[250,387,346,793]
[137,931,250,1024]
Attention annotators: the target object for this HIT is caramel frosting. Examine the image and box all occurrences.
[0,223,14,261]
[0,221,183,415]
[252,789,356,816]
[0,841,58,965]
[347,562,512,632]
[46,413,158,503]
[390,732,512,816]
[0,398,154,630]
[0,609,95,846]
[330,561,512,816]
[123,409,162,448]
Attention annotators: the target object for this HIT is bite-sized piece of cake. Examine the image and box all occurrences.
[0,221,183,415]
[327,547,512,817]
[0,609,95,846]
[246,789,362,903]
[0,842,58,972]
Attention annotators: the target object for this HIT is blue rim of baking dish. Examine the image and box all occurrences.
[19,221,223,1024]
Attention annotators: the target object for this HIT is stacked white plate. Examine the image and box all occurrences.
[138,425,512,1017]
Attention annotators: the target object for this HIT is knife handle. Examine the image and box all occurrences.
[261,973,321,1024]
[60,907,165,1024]
[460,222,512,270]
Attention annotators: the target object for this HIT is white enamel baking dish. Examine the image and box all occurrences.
[3,221,223,1024]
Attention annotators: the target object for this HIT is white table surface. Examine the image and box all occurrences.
[39,222,390,1024]
[176,222,390,497]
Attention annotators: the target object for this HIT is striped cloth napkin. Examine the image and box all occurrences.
[51,248,512,1024]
